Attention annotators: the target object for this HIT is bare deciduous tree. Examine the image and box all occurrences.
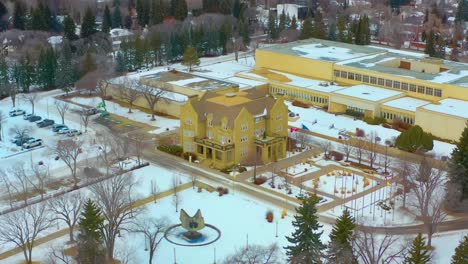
[0,203,51,264]
[138,83,166,121]
[10,125,31,146]
[223,243,281,264]
[409,157,446,247]
[0,111,6,141]
[29,161,51,200]
[382,140,392,175]
[48,192,84,242]
[22,92,39,115]
[172,174,182,212]
[97,80,110,105]
[130,133,145,166]
[352,138,366,165]
[341,136,353,162]
[4,83,19,107]
[118,78,140,113]
[365,131,379,169]
[47,243,73,264]
[0,169,14,208]
[354,227,405,264]
[151,179,159,203]
[319,140,333,159]
[91,173,138,261]
[54,139,83,188]
[80,108,90,133]
[9,162,30,205]
[131,217,169,264]
[397,160,413,208]
[54,100,70,125]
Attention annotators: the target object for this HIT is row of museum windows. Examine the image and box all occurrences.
[334,70,443,97]
[270,87,328,104]
[381,112,415,124]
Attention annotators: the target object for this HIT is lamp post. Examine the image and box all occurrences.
[275,220,278,238]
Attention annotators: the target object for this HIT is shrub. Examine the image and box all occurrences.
[346,109,364,119]
[157,145,183,157]
[392,117,411,130]
[329,151,344,161]
[266,210,274,223]
[254,176,267,185]
[363,116,386,125]
[395,125,434,153]
[183,152,198,161]
[292,100,310,108]
[355,128,365,137]
[382,123,392,129]
[223,188,229,194]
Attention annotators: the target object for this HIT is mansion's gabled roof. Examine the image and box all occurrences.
[191,88,277,128]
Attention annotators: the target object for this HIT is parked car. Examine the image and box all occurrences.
[84,107,99,115]
[57,128,71,134]
[66,129,82,137]
[37,119,55,128]
[23,113,33,120]
[28,115,42,122]
[9,109,26,117]
[52,124,67,132]
[14,136,34,146]
[22,138,43,149]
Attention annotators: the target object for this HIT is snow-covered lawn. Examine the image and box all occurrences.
[287,102,456,158]
[281,162,321,177]
[69,96,180,133]
[304,173,377,197]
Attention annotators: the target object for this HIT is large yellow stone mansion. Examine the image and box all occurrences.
[179,88,288,169]
[235,38,468,141]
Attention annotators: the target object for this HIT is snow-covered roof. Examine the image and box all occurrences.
[382,97,431,112]
[48,36,63,46]
[332,85,403,102]
[168,77,207,87]
[422,98,468,119]
[110,28,134,38]
[225,77,266,89]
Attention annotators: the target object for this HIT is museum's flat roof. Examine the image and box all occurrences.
[142,70,237,91]
[259,38,468,86]
[382,97,431,112]
[332,85,403,102]
[422,98,468,118]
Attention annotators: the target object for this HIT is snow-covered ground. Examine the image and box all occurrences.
[69,96,180,134]
[281,162,321,177]
[287,101,456,158]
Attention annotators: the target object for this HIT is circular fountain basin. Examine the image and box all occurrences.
[164,224,221,247]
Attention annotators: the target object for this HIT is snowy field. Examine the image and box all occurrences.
[281,162,321,177]
[287,101,456,158]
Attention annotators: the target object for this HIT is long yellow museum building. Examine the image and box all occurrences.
[236,38,468,141]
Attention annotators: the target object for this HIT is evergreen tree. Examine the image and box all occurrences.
[150,0,164,25]
[279,10,287,33]
[77,199,105,264]
[285,194,324,263]
[312,11,326,39]
[182,46,200,71]
[395,125,434,153]
[451,235,468,264]
[425,30,436,57]
[434,33,446,59]
[448,123,468,202]
[299,18,314,40]
[290,15,298,30]
[326,210,356,263]
[232,0,242,18]
[328,21,337,41]
[112,6,123,28]
[337,16,347,42]
[267,13,279,40]
[174,0,188,21]
[30,5,48,31]
[56,40,74,95]
[0,56,9,87]
[404,233,431,264]
[36,47,57,90]
[16,54,34,93]
[81,7,97,38]
[455,0,468,23]
[239,17,250,47]
[102,5,112,33]
[63,15,78,41]
[0,1,7,29]
[115,51,127,73]
[137,0,150,26]
[13,0,27,30]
